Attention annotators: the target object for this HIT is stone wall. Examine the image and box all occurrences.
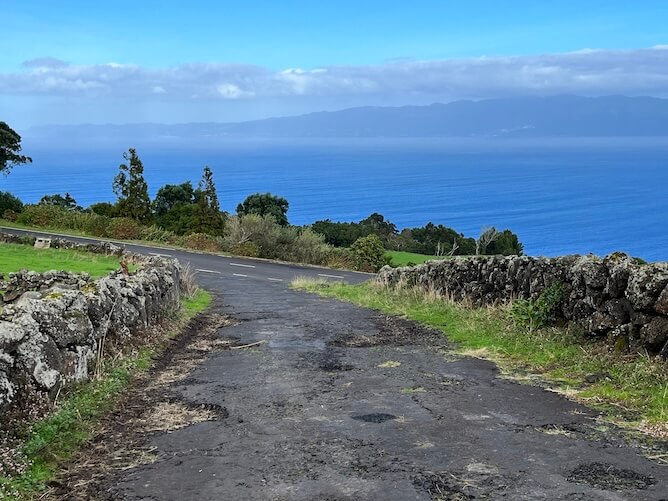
[376,253,668,357]
[0,235,182,411]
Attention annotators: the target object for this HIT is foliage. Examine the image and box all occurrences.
[236,192,289,226]
[385,250,448,267]
[0,121,32,174]
[487,229,524,256]
[155,202,196,235]
[38,192,82,212]
[107,217,142,240]
[0,191,23,215]
[152,182,194,217]
[88,202,116,217]
[113,148,151,223]
[139,225,179,243]
[182,232,222,252]
[16,204,65,227]
[191,167,225,236]
[510,282,566,331]
[406,222,476,255]
[350,234,387,272]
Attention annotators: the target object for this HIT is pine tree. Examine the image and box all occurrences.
[192,166,225,235]
[113,148,151,223]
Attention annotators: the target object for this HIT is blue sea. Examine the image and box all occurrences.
[2,137,667,261]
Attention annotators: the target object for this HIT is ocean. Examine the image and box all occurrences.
[2,137,667,261]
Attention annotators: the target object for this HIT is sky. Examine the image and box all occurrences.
[2,0,668,128]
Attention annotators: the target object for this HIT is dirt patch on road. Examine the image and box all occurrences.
[47,312,233,500]
[330,315,446,348]
[567,462,656,491]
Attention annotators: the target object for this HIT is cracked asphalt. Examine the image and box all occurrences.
[103,272,667,500]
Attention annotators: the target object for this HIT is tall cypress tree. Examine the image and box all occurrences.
[193,166,225,235]
[113,148,151,223]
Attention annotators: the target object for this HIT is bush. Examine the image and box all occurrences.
[183,232,221,252]
[0,191,23,215]
[140,225,179,243]
[2,209,18,222]
[350,234,387,272]
[510,283,565,332]
[230,241,260,257]
[82,214,112,237]
[88,202,116,217]
[324,247,355,269]
[17,204,66,227]
[289,228,332,265]
[107,217,143,240]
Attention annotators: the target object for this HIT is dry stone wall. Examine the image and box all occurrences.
[376,253,668,357]
[0,234,182,412]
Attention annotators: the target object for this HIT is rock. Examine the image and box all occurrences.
[655,285,668,315]
[640,317,668,351]
[0,320,26,349]
[626,264,668,311]
[0,371,14,406]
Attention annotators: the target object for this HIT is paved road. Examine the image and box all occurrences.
[0,226,371,285]
[5,228,667,499]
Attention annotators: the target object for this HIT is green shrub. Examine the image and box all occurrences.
[230,241,260,257]
[324,247,354,269]
[183,232,221,252]
[17,204,66,227]
[289,228,332,265]
[2,209,18,221]
[107,217,143,240]
[83,214,111,237]
[350,234,387,272]
[140,225,178,243]
[510,282,566,332]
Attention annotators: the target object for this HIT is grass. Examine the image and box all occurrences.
[0,242,127,278]
[291,278,668,434]
[385,250,447,267]
[0,289,212,499]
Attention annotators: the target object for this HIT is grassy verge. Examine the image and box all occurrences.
[0,289,212,499]
[0,242,129,278]
[385,250,447,267]
[291,278,668,436]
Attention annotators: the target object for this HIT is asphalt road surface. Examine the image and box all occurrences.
[3,227,667,500]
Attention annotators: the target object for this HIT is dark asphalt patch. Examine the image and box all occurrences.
[567,462,656,491]
[351,413,397,423]
[330,315,445,348]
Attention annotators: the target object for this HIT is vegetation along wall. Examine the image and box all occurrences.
[376,253,668,357]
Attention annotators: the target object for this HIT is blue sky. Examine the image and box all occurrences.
[2,1,668,127]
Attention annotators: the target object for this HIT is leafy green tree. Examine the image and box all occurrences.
[350,234,387,272]
[113,148,151,223]
[88,202,116,217]
[0,191,23,215]
[39,192,82,211]
[237,192,289,226]
[152,182,194,217]
[486,229,524,255]
[192,166,225,235]
[0,122,32,174]
[311,219,371,247]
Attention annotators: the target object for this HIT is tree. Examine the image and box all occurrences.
[191,166,225,235]
[350,234,387,272]
[39,192,82,211]
[0,122,32,174]
[0,191,23,215]
[152,182,194,217]
[113,148,151,223]
[237,192,289,226]
[476,226,500,255]
[487,229,524,256]
[88,202,116,217]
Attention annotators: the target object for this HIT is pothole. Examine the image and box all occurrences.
[351,413,397,423]
[412,471,472,500]
[566,462,655,491]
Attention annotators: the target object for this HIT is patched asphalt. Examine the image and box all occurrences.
[95,274,667,500]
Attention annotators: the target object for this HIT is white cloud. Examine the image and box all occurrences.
[3,47,668,102]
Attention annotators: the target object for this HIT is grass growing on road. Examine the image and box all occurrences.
[0,242,127,278]
[0,289,212,500]
[292,278,668,435]
[385,250,447,267]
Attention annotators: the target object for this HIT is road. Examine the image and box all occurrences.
[0,226,371,285]
[4,227,668,500]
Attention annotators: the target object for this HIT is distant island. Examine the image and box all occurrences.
[27,95,668,140]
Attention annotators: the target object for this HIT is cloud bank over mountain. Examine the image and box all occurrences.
[4,46,668,102]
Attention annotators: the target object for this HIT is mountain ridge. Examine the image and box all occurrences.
[26,95,668,139]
